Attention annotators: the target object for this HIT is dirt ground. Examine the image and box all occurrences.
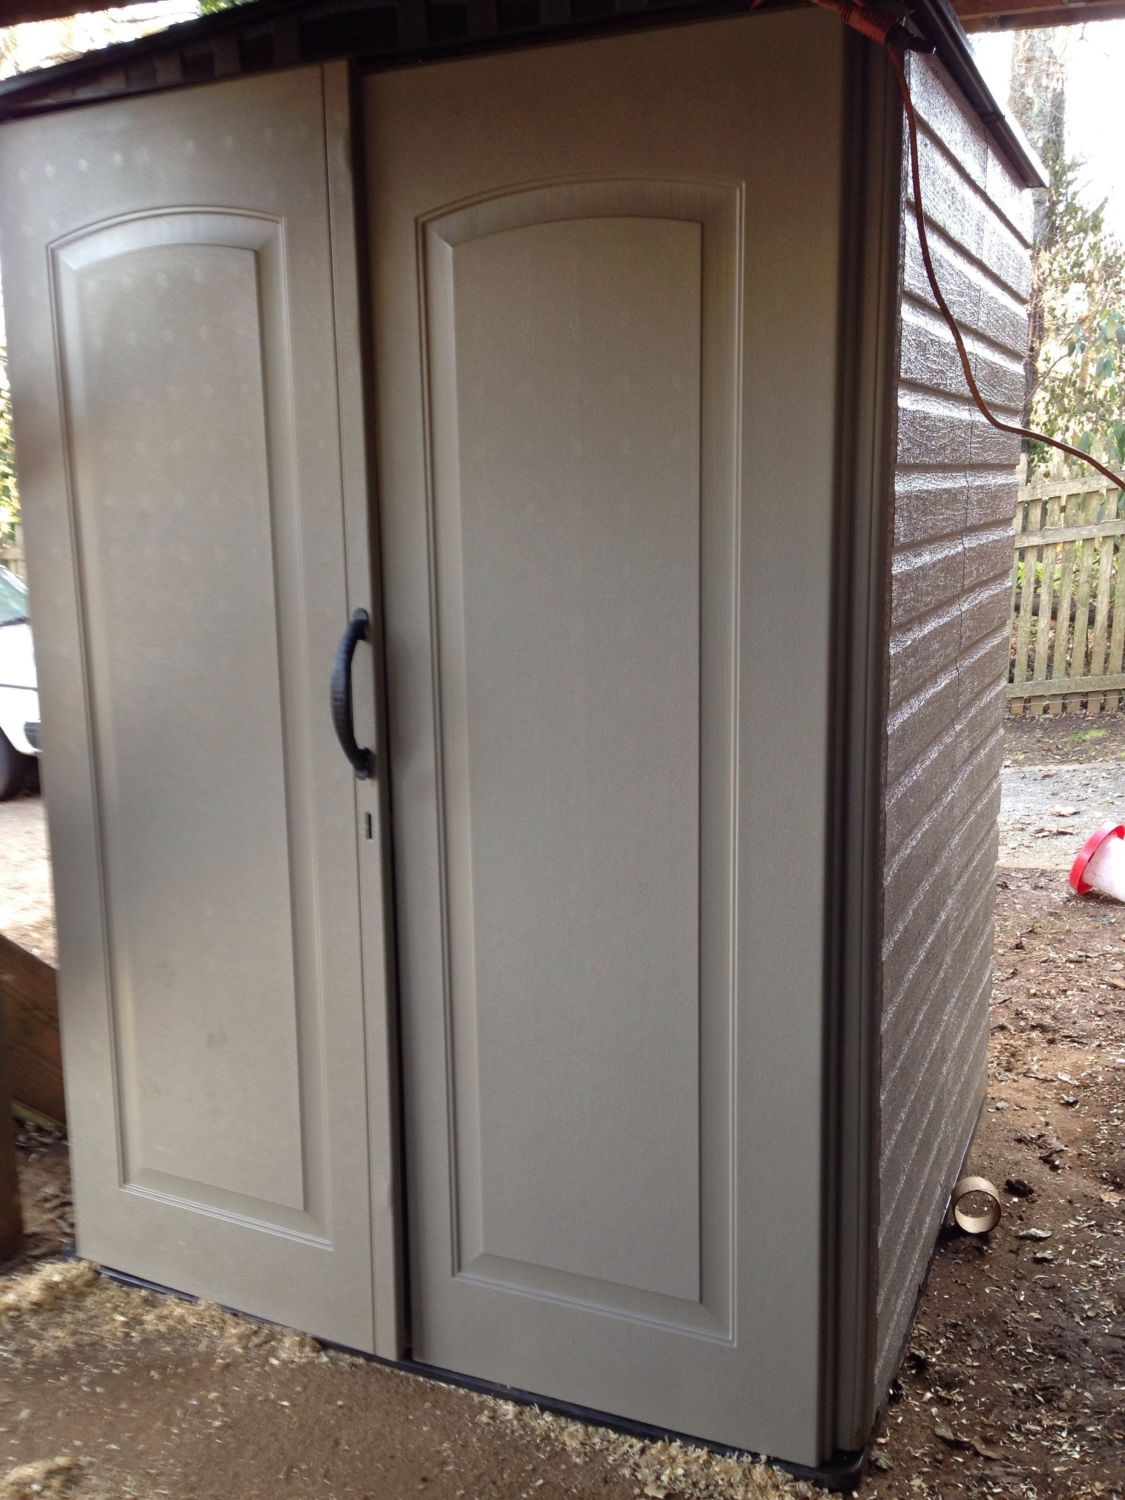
[998,712,1125,869]
[1003,711,1125,769]
[0,791,55,967]
[0,718,1122,1500]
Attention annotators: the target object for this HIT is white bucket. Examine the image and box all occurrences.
[1069,823,1125,903]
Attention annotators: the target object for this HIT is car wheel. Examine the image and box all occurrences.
[0,729,30,801]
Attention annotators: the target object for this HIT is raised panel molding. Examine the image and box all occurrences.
[419,179,742,1336]
[50,210,328,1238]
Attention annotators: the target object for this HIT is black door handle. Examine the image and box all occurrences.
[330,608,375,780]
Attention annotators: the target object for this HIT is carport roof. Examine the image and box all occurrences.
[0,0,1042,186]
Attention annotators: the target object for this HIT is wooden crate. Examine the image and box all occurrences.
[0,933,64,1127]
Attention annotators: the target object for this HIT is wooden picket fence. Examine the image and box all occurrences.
[1009,459,1125,715]
[0,525,25,579]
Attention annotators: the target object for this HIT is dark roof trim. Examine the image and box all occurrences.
[0,0,1044,185]
[0,0,784,116]
[909,0,1044,186]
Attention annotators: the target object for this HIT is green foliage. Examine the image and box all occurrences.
[198,0,255,11]
[1029,142,1125,475]
[0,351,17,545]
[1066,726,1110,744]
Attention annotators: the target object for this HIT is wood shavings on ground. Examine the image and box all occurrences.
[0,1261,319,1369]
[0,1263,97,1320]
[489,1404,816,1500]
[0,1455,114,1500]
[0,1258,812,1499]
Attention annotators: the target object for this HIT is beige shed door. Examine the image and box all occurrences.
[368,10,846,1464]
[0,66,397,1352]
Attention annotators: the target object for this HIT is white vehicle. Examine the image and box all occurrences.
[0,564,40,799]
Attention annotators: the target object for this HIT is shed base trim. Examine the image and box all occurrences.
[91,1257,868,1489]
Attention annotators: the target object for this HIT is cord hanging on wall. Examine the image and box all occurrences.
[805,0,1125,493]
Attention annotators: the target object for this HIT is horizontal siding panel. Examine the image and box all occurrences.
[879,973,989,1293]
[881,845,995,1135]
[883,727,959,857]
[961,522,1014,593]
[888,579,1009,717]
[957,623,1009,716]
[899,300,1025,414]
[882,794,998,1028]
[880,993,989,1280]
[896,397,1023,475]
[884,751,1000,902]
[885,654,1002,794]
[874,988,988,1396]
[907,59,1033,244]
[873,52,1029,1426]
[903,232,1029,352]
[870,49,1038,1428]
[884,669,959,786]
[896,390,977,468]
[882,810,998,1041]
[910,132,1031,298]
[880,934,991,1237]
[893,469,968,547]
[959,576,1010,657]
[888,605,961,708]
[893,469,1016,548]
[968,414,1023,469]
[965,474,1022,530]
[883,699,1000,875]
[878,963,990,1267]
[955,678,1007,766]
[890,530,966,626]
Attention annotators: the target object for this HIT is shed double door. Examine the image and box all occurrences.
[2,9,846,1463]
[369,12,845,1462]
[0,65,400,1354]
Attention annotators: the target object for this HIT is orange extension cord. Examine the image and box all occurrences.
[809,0,1125,493]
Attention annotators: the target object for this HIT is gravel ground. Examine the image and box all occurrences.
[998,761,1124,869]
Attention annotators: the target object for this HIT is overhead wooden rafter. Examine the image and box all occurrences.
[1,0,1122,44]
[955,0,1125,29]
[0,0,184,25]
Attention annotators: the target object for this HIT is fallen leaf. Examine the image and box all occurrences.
[970,1438,1006,1461]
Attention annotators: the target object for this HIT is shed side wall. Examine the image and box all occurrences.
[873,53,1031,1405]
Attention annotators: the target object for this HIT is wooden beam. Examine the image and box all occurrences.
[955,0,1125,28]
[0,997,24,1262]
[1010,670,1125,696]
[0,0,157,21]
[0,935,65,1128]
[4,0,1122,38]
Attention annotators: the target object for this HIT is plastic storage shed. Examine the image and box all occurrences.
[0,0,1037,1477]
